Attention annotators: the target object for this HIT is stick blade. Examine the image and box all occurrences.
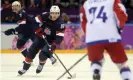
[67,73,76,79]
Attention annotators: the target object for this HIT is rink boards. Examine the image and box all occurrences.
[1,49,133,54]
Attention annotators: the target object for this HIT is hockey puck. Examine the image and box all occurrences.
[67,77,72,79]
[67,73,76,79]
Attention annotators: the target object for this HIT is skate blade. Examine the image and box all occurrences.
[17,74,23,76]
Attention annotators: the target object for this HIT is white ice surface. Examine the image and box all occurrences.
[0,53,133,80]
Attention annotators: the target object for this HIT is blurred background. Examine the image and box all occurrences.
[1,0,133,23]
[1,0,133,50]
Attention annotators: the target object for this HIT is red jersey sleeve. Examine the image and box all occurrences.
[113,0,128,28]
[80,5,87,33]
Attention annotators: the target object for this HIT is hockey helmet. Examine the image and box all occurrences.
[12,1,21,13]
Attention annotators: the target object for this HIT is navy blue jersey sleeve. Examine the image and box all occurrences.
[14,24,25,33]
[35,12,49,23]
[17,10,27,25]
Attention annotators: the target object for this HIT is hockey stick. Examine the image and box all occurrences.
[57,53,87,80]
[42,36,75,79]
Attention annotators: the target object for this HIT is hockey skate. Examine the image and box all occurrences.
[18,61,31,75]
[18,69,27,75]
[50,56,57,65]
[36,63,45,74]
[93,69,101,80]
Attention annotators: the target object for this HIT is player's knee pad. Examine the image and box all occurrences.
[115,62,129,70]
[26,48,39,59]
[39,51,48,61]
[91,58,105,66]
[21,48,27,57]
[26,53,33,60]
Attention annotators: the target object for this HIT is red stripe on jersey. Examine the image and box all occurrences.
[56,31,65,34]
[80,5,87,33]
[35,27,43,34]
[114,0,128,28]
[25,57,32,63]
[37,15,43,22]
[18,18,26,24]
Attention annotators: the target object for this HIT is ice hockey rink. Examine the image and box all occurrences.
[0,53,133,80]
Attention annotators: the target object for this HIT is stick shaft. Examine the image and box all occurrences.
[57,53,87,80]
[42,36,73,78]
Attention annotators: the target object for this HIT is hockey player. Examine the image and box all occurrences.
[4,1,38,57]
[35,31,65,74]
[18,5,65,75]
[35,13,69,74]
[80,0,132,80]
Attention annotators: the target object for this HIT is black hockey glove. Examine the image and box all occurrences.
[117,27,123,34]
[35,27,45,38]
[35,27,51,39]
[4,28,16,36]
[118,28,123,34]
[49,42,57,52]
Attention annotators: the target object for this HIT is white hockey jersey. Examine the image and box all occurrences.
[80,0,127,45]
